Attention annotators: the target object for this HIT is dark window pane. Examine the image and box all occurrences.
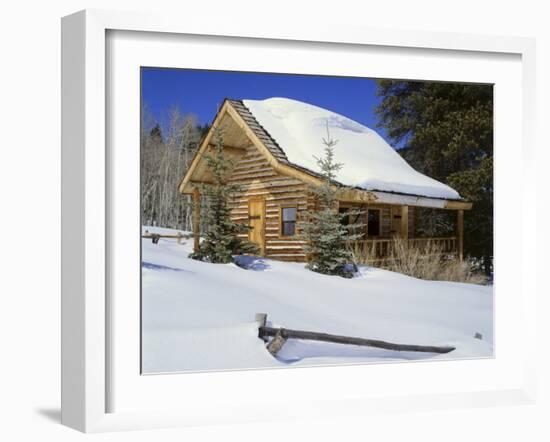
[368,210,380,236]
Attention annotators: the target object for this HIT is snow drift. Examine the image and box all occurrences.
[243,97,460,200]
[142,228,493,374]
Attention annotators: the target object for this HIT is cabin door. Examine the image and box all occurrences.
[248,198,265,255]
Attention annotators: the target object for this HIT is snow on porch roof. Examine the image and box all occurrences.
[235,97,461,201]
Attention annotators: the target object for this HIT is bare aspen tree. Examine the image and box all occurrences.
[140,105,202,230]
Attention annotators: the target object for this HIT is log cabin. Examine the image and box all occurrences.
[178,97,472,262]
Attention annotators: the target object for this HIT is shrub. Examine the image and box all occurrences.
[350,237,486,284]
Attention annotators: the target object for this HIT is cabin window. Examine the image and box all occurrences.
[281,206,297,236]
[367,209,381,237]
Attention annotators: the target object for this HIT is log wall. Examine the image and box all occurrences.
[227,145,417,262]
[228,145,309,261]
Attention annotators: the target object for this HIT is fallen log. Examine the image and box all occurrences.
[255,314,455,356]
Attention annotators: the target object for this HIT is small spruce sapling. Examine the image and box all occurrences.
[189,128,259,263]
[299,124,364,278]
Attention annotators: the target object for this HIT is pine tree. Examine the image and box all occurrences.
[299,126,364,278]
[189,128,259,263]
[375,80,493,273]
[149,123,163,142]
[447,156,493,272]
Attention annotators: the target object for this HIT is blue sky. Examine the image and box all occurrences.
[141,68,394,145]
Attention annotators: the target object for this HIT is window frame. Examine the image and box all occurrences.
[279,204,298,238]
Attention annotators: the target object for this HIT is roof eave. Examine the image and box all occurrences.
[283,163,471,209]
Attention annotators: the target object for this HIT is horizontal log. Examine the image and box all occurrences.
[234,184,306,195]
[239,156,264,164]
[230,196,308,206]
[229,176,290,186]
[264,251,306,257]
[229,169,279,178]
[266,253,306,259]
[238,153,267,161]
[238,154,267,163]
[258,326,455,354]
[234,163,269,172]
[231,178,301,187]
[267,194,308,202]
[267,201,308,207]
[231,167,275,177]
[231,165,274,174]
[232,165,271,175]
[228,194,304,206]
[233,181,305,192]
[229,174,279,183]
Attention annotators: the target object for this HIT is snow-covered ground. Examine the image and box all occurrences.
[142,227,493,374]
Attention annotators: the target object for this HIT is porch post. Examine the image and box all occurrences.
[400,205,409,240]
[192,187,201,252]
[457,209,464,261]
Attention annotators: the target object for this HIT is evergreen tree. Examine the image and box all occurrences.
[189,128,259,263]
[149,123,163,142]
[375,80,493,273]
[196,123,211,139]
[447,156,493,272]
[299,126,364,278]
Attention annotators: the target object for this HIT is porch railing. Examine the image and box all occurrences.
[349,236,457,261]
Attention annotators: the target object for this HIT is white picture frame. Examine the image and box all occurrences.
[61,9,537,433]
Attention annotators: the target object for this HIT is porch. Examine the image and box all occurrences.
[339,201,465,262]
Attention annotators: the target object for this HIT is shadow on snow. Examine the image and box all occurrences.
[142,262,192,272]
[234,255,271,271]
[275,339,437,364]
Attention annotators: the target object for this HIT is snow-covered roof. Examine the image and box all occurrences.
[241,97,460,200]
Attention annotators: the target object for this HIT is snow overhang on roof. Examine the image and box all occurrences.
[240,97,462,201]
